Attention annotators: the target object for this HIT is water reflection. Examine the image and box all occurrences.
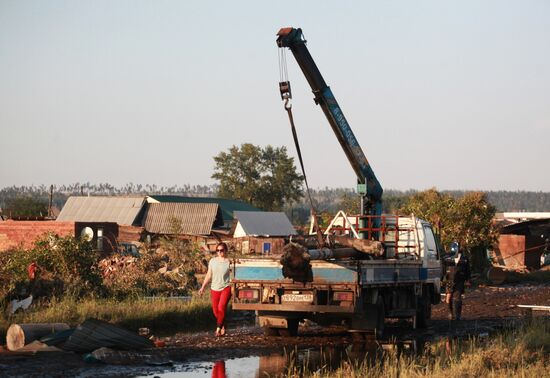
[141,339,426,377]
[211,360,225,378]
[262,339,424,377]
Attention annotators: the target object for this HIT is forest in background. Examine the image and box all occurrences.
[1,183,549,221]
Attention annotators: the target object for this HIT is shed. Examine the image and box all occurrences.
[232,211,296,255]
[233,211,296,237]
[495,218,550,270]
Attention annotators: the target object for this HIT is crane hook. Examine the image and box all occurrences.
[284,97,292,110]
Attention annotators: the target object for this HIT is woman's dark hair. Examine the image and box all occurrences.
[216,242,228,252]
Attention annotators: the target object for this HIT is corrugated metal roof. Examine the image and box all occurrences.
[234,211,297,237]
[62,318,152,353]
[143,202,221,235]
[56,196,146,225]
[148,195,260,222]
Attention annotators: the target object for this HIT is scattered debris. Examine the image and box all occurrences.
[61,319,153,353]
[8,295,33,315]
[14,340,63,353]
[40,328,75,347]
[98,256,138,278]
[83,346,173,366]
[516,304,550,319]
[143,296,191,302]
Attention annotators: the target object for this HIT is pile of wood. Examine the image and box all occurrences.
[98,256,138,278]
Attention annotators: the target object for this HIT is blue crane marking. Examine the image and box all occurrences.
[323,88,369,173]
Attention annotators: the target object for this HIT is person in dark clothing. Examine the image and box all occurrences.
[444,245,471,321]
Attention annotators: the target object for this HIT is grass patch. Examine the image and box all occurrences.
[286,318,550,377]
[1,294,216,344]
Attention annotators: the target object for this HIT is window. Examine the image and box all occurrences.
[423,225,438,260]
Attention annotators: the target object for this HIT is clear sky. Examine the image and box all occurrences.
[1,1,549,191]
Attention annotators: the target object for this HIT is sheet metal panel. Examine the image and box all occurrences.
[143,202,219,235]
[56,196,146,225]
[234,259,425,285]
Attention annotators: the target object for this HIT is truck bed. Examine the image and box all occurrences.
[233,258,428,287]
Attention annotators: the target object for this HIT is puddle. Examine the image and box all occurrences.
[139,339,423,377]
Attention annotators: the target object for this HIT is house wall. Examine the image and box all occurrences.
[118,225,145,243]
[0,220,75,251]
[233,222,246,238]
[233,237,286,255]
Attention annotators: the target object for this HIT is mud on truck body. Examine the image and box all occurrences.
[231,215,442,337]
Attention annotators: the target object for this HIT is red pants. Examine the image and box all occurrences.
[212,360,225,378]
[211,286,231,327]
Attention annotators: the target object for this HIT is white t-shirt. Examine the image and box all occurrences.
[209,257,230,291]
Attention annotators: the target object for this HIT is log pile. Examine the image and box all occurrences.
[279,237,385,282]
[280,243,313,283]
[333,236,384,257]
[98,256,138,278]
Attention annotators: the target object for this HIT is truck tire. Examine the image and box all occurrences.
[375,296,385,337]
[263,327,279,337]
[416,294,432,328]
[278,319,299,337]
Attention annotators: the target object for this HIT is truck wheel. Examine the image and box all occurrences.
[375,296,385,337]
[263,327,279,337]
[416,295,432,328]
[262,327,279,337]
[278,319,299,337]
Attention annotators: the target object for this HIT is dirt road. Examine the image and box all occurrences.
[1,283,548,377]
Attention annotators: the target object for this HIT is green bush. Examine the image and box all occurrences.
[0,233,103,304]
[0,231,205,305]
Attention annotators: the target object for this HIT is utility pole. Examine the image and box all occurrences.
[48,185,54,218]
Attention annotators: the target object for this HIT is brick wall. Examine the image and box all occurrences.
[118,225,145,243]
[0,221,75,251]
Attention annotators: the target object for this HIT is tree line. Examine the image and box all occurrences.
[1,142,549,218]
[1,184,550,218]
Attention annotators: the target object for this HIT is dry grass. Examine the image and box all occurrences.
[1,294,214,343]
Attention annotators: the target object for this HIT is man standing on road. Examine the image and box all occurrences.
[444,242,471,320]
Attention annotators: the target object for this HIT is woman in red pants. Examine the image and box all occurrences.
[199,242,231,337]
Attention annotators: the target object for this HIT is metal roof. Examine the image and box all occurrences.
[234,211,297,237]
[56,196,146,225]
[143,202,222,235]
[148,195,260,223]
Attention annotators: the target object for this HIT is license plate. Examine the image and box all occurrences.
[281,294,314,303]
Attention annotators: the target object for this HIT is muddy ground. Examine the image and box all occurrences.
[1,283,549,377]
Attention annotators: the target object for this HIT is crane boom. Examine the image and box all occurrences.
[277,27,383,219]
